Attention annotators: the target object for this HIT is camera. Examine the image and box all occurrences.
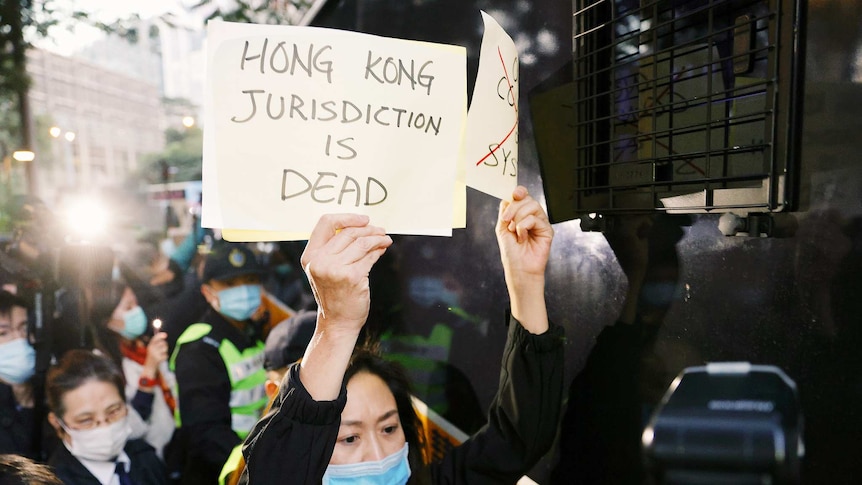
[643,363,803,485]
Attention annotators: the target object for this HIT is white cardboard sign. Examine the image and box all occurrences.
[464,12,519,199]
[202,20,466,238]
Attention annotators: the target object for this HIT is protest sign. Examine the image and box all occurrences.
[464,12,519,199]
[202,20,467,239]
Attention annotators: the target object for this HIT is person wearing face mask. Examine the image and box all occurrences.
[167,243,268,485]
[0,291,39,459]
[241,186,564,484]
[46,349,167,484]
[89,275,176,460]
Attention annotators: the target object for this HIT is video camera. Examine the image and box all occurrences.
[643,362,803,485]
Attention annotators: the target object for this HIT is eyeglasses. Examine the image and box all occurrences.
[63,403,128,431]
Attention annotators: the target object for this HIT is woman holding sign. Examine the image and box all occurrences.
[240,186,563,484]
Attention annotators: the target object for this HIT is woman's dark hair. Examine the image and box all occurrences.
[87,280,126,328]
[345,344,431,485]
[46,349,126,419]
[0,291,30,316]
[0,454,62,484]
[84,280,129,369]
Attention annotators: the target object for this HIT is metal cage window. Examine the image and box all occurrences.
[570,0,804,215]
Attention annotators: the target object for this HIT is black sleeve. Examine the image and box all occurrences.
[130,390,155,420]
[551,320,649,483]
[241,364,346,484]
[431,316,565,484]
[174,340,242,469]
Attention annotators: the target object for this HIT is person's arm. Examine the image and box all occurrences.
[496,185,553,335]
[241,213,392,484]
[432,186,564,483]
[170,217,206,272]
[241,364,347,484]
[130,390,155,420]
[297,213,392,401]
[131,332,169,420]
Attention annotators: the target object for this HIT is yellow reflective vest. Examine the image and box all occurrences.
[169,323,268,439]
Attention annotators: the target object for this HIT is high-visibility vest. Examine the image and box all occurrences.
[169,323,268,439]
[219,444,244,485]
[380,323,454,415]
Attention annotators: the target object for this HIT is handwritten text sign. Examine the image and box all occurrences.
[464,12,519,199]
[202,20,466,238]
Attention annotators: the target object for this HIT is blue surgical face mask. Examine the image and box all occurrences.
[0,338,36,384]
[217,284,262,321]
[323,442,411,485]
[119,306,148,340]
[408,276,460,309]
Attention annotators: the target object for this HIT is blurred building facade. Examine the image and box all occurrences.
[26,47,164,206]
[76,13,206,113]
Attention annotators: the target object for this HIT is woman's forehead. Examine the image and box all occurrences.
[62,380,123,413]
[343,371,398,422]
[0,307,28,342]
[0,306,27,325]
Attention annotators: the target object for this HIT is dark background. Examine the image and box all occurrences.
[312,1,862,483]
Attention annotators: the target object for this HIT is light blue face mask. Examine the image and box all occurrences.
[0,338,36,384]
[217,284,262,321]
[119,305,148,340]
[323,442,411,485]
[408,276,460,309]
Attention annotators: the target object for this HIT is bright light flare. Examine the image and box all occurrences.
[182,116,195,128]
[64,198,109,239]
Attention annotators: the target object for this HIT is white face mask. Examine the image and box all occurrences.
[60,416,131,462]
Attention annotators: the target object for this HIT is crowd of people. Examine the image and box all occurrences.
[0,185,565,485]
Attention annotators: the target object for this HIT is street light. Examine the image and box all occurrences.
[182,116,195,128]
[51,126,78,186]
[12,150,35,162]
[51,126,76,142]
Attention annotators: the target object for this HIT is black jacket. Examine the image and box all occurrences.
[0,383,36,458]
[47,438,166,485]
[241,315,564,484]
[168,308,263,485]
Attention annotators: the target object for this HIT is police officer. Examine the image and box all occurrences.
[168,243,268,485]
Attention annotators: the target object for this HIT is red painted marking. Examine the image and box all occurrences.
[474,47,519,166]
[476,121,517,166]
[498,47,518,115]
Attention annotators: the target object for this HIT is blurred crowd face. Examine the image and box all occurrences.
[0,306,28,345]
[330,371,406,465]
[105,287,147,340]
[55,380,127,432]
[148,253,171,282]
[49,379,131,461]
[201,274,263,322]
[0,304,33,386]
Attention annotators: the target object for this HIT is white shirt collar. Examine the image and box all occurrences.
[77,451,131,485]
